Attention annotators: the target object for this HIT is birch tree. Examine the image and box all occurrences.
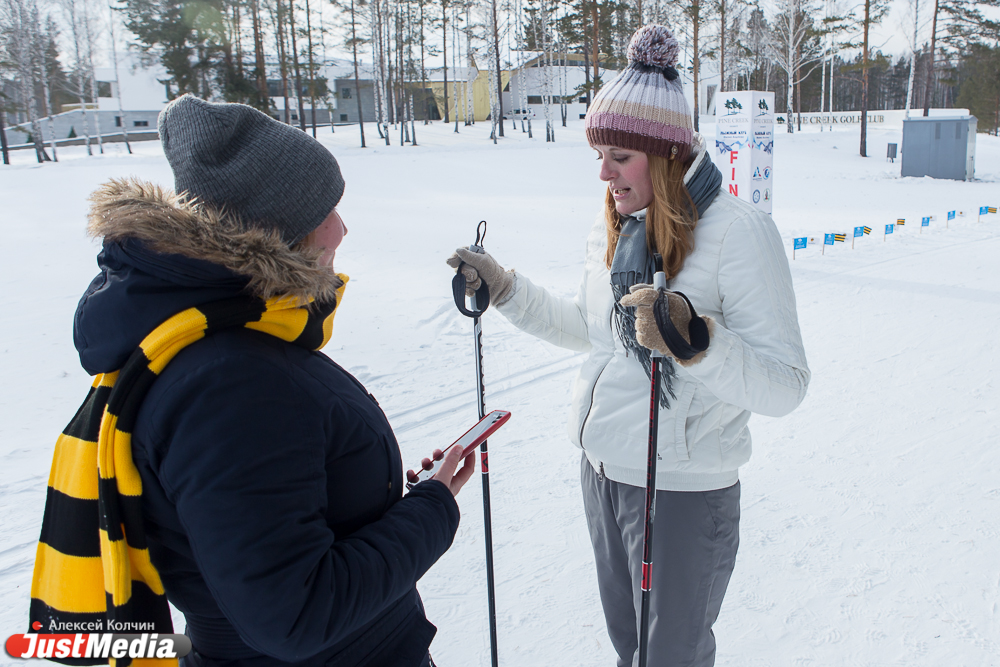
[0,0,50,161]
[768,0,822,133]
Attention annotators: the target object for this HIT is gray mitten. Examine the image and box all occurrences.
[446,247,515,306]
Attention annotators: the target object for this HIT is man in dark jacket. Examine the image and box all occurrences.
[72,95,473,666]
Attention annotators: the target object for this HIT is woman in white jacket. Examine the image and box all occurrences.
[449,25,809,667]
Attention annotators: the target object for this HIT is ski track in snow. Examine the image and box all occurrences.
[1,121,999,666]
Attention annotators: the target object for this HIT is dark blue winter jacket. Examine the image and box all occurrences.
[73,182,459,666]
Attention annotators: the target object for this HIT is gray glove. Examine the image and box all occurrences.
[619,284,713,366]
[446,247,515,306]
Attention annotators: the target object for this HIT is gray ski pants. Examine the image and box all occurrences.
[580,454,740,667]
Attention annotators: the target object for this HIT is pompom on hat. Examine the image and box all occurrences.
[585,24,694,162]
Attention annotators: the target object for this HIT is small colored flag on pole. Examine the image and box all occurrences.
[793,237,806,259]
[833,233,846,242]
[884,223,894,241]
[989,207,997,214]
[921,216,930,233]
[852,226,864,248]
[980,206,989,215]
[823,233,834,254]
[948,210,956,220]
[863,226,872,235]
[896,218,906,226]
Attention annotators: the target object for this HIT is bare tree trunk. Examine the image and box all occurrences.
[592,1,599,90]
[0,106,10,164]
[288,0,306,131]
[452,5,459,132]
[860,0,870,156]
[35,8,58,160]
[305,0,317,136]
[921,0,938,116]
[442,0,449,123]
[904,0,919,118]
[276,0,291,123]
[251,0,270,107]
[785,0,794,134]
[109,2,130,154]
[83,0,102,154]
[405,0,417,143]
[719,0,725,93]
[233,1,243,78]
[350,0,366,146]
[693,0,700,132]
[66,0,92,154]
[492,0,504,136]
[419,0,428,124]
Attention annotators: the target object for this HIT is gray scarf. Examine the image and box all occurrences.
[610,153,724,408]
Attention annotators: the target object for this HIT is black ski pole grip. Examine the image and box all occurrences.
[452,261,491,317]
[453,221,492,318]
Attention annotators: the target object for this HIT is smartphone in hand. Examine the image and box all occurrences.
[406,410,511,489]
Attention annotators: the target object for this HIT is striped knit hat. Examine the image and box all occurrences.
[585,24,694,162]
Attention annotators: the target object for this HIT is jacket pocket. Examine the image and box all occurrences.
[670,381,696,462]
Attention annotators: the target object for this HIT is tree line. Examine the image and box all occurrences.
[2,0,999,165]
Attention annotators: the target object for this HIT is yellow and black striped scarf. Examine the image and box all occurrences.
[29,276,347,666]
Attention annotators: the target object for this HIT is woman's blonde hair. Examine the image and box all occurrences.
[603,153,697,278]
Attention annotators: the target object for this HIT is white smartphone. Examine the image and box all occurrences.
[405,410,511,489]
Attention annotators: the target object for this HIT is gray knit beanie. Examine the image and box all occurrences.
[158,94,345,246]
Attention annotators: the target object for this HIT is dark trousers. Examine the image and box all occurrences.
[580,454,740,667]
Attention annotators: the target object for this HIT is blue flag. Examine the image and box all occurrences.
[794,237,807,250]
[980,206,989,215]
[922,217,930,226]
[824,233,835,245]
[885,224,894,234]
[948,210,956,220]
[854,226,864,237]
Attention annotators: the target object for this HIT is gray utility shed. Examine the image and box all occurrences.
[901,116,977,181]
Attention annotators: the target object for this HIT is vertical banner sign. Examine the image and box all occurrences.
[714,91,774,214]
[751,92,775,215]
[793,236,807,259]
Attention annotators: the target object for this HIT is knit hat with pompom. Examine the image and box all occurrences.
[585,24,694,162]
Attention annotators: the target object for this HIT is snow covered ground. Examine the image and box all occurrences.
[1,118,999,666]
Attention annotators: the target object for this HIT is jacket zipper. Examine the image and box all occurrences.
[578,360,610,445]
[597,462,605,482]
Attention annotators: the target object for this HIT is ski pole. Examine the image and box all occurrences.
[638,253,667,667]
[451,220,500,667]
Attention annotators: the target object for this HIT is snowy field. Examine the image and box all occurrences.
[1,118,999,666]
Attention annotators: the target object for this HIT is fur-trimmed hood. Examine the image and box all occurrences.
[75,179,343,375]
[88,178,342,303]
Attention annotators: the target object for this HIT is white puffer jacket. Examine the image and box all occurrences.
[496,142,810,491]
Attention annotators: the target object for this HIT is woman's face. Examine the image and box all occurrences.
[310,208,348,267]
[594,145,654,216]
